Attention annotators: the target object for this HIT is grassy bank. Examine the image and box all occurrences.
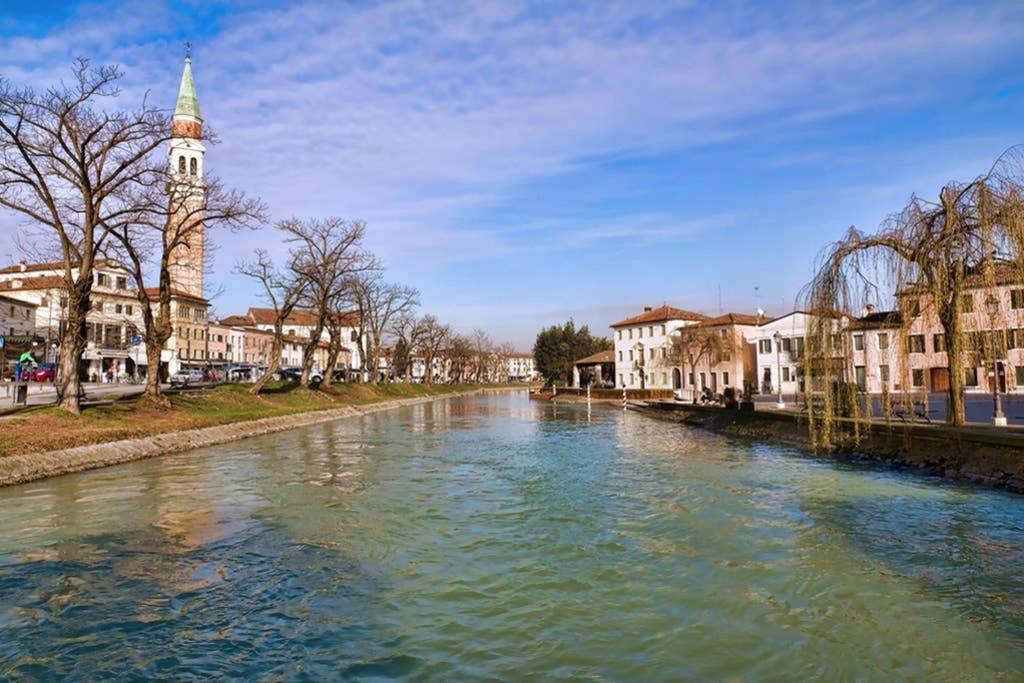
[0,382,519,458]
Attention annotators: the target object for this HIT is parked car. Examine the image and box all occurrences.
[272,367,323,383]
[28,364,58,382]
[169,368,205,387]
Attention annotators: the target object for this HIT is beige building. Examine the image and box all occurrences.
[670,313,762,398]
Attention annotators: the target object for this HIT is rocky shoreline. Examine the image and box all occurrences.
[0,388,515,488]
[634,402,1024,495]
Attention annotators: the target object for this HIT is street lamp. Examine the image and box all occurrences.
[986,296,1007,427]
[773,331,785,409]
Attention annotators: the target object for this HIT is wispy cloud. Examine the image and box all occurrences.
[1,0,1022,343]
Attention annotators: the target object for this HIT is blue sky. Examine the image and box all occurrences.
[1,1,1023,348]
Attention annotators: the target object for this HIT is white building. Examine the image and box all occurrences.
[611,305,707,389]
[748,311,847,400]
[505,353,536,382]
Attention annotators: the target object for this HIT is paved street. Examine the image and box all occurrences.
[1,382,148,410]
[756,392,1024,427]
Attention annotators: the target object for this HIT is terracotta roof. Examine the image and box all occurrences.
[850,310,902,330]
[218,315,254,327]
[575,350,614,365]
[246,306,360,327]
[0,275,65,291]
[0,259,121,275]
[145,287,209,303]
[696,312,769,327]
[611,305,708,328]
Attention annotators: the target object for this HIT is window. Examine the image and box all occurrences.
[782,337,792,353]
[782,367,790,382]
[628,350,634,361]
[126,305,133,315]
[965,367,978,386]
[618,351,623,362]
[933,333,946,353]
[178,156,186,174]
[1013,290,1024,310]
[115,304,123,314]
[1017,366,1024,387]
[661,372,667,384]
[628,329,633,340]
[638,327,643,339]
[962,293,974,313]
[350,330,358,342]
[688,372,695,385]
[190,158,197,176]
[96,273,109,287]
[854,366,866,391]
[908,335,925,353]
[877,332,889,350]
[759,339,771,354]
[723,372,730,386]
[699,372,706,388]
[116,276,127,290]
[853,334,864,351]
[660,325,666,335]
[912,369,924,388]
[648,326,654,336]
[649,348,655,360]
[617,330,622,340]
[907,299,921,317]
[660,347,666,359]
[880,364,890,383]
[1011,329,1024,350]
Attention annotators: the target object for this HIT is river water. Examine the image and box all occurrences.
[1,392,1022,680]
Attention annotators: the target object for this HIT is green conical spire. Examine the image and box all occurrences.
[175,57,201,120]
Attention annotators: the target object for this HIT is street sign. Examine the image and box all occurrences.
[131,335,143,346]
[0,336,4,349]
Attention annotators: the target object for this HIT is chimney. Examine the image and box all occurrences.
[18,262,27,273]
[863,303,876,317]
[643,306,652,312]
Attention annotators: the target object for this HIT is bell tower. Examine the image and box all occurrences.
[167,53,206,299]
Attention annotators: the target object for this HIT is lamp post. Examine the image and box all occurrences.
[986,296,1007,427]
[773,330,785,409]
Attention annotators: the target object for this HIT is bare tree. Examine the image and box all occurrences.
[665,324,730,403]
[470,329,494,382]
[390,310,424,381]
[415,315,451,385]
[320,307,355,388]
[282,217,375,386]
[349,272,419,382]
[0,60,170,413]
[447,334,473,383]
[107,169,264,402]
[236,248,309,394]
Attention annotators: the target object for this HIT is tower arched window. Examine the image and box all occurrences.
[178,156,186,174]
[190,158,197,176]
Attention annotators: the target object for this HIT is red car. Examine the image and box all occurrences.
[27,364,57,382]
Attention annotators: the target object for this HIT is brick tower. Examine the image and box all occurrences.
[167,55,206,299]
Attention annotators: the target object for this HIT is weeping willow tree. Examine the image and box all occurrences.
[801,147,1024,442]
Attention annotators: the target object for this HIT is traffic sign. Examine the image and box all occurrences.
[0,336,4,349]
[131,335,143,346]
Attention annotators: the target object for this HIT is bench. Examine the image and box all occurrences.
[890,401,932,424]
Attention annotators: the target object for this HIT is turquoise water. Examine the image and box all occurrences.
[1,392,1022,680]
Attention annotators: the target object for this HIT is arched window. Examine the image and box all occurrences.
[190,158,198,176]
[178,156,186,174]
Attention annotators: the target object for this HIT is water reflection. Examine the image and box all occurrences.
[0,392,1022,679]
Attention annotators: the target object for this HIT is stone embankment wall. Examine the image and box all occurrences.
[0,388,513,488]
[637,402,1024,494]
